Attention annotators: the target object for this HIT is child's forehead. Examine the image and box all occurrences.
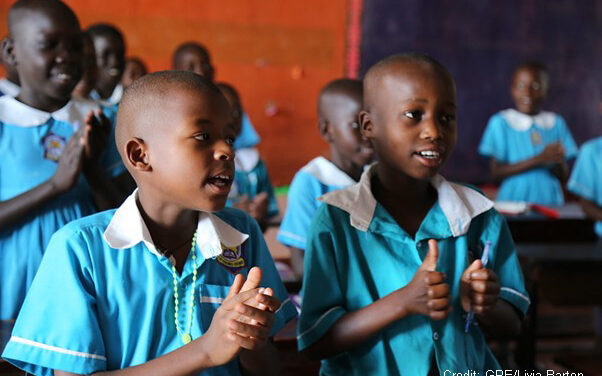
[12,8,79,37]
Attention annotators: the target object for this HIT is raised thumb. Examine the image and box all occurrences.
[419,239,439,272]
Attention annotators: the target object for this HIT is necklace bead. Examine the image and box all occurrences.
[170,231,198,345]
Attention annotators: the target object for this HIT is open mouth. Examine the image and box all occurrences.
[53,72,74,84]
[205,173,233,195]
[107,68,121,77]
[414,149,444,167]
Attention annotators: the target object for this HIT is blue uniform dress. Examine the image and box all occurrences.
[0,96,125,321]
[277,156,356,250]
[233,113,260,150]
[2,191,297,376]
[228,147,279,219]
[479,109,578,205]
[0,78,20,97]
[298,165,530,375]
[568,137,602,237]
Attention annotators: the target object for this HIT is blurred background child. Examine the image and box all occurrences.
[0,36,20,97]
[87,23,125,105]
[120,56,147,88]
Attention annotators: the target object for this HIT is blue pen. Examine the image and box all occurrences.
[464,240,491,333]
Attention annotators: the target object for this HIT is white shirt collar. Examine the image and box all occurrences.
[104,190,249,260]
[301,156,356,187]
[0,78,20,97]
[90,84,123,106]
[234,147,260,172]
[319,164,494,237]
[0,95,100,127]
[501,108,556,131]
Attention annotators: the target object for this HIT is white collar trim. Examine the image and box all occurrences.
[501,108,556,131]
[301,156,356,187]
[104,189,249,260]
[0,95,100,127]
[0,78,20,97]
[319,164,494,237]
[90,84,123,106]
[235,147,260,172]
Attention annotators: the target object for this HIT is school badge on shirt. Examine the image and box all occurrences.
[530,130,542,146]
[41,132,66,162]
[216,243,246,274]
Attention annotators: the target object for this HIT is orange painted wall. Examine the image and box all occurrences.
[0,0,349,185]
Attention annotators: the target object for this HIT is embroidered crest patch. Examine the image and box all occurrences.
[530,130,542,146]
[216,243,246,274]
[41,132,66,162]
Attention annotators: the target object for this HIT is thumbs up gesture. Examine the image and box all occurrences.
[403,239,451,320]
[460,260,500,315]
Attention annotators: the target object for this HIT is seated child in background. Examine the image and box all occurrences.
[298,53,529,375]
[0,0,127,322]
[0,38,20,97]
[478,62,578,206]
[172,41,261,151]
[121,56,148,88]
[72,31,98,99]
[217,82,279,231]
[277,78,373,278]
[2,71,297,376]
[87,23,126,105]
[568,94,602,236]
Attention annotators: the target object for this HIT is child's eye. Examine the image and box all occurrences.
[440,113,456,124]
[403,111,422,121]
[194,133,209,141]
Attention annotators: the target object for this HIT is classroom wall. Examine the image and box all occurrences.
[361,0,602,184]
[0,0,350,186]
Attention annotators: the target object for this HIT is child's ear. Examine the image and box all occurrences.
[359,110,374,139]
[318,118,334,142]
[125,137,151,172]
[1,37,17,68]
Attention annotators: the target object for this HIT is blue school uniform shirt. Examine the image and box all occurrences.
[277,156,356,250]
[0,96,125,321]
[228,147,279,218]
[478,109,578,205]
[90,83,123,106]
[2,190,297,376]
[233,112,260,150]
[298,165,530,375]
[567,137,602,237]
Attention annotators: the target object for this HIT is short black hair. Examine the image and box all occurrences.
[87,23,125,47]
[318,78,362,117]
[172,42,211,67]
[8,0,79,36]
[513,61,550,84]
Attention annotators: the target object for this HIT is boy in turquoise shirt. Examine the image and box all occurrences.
[2,71,297,375]
[298,54,529,375]
[478,62,578,205]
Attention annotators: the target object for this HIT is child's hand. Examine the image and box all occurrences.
[460,260,500,315]
[82,109,110,165]
[201,268,280,367]
[538,142,565,165]
[403,239,451,320]
[51,127,85,193]
[232,195,251,212]
[249,193,269,223]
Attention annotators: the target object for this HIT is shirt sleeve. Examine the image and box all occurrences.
[554,115,578,161]
[478,114,508,162]
[254,160,279,218]
[100,104,127,178]
[277,171,321,249]
[481,210,531,316]
[245,215,297,335]
[567,142,596,201]
[297,206,347,351]
[1,227,106,376]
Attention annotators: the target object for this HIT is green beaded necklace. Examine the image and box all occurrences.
[168,231,198,345]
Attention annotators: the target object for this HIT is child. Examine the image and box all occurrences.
[172,41,261,151]
[478,62,578,206]
[277,78,373,278]
[298,54,530,375]
[0,0,126,322]
[121,56,148,88]
[72,32,98,99]
[2,71,297,375]
[217,82,278,231]
[87,23,125,105]
[0,37,20,97]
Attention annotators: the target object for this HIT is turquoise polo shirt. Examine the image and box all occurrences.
[0,96,125,321]
[278,156,356,250]
[298,165,530,375]
[479,109,578,205]
[2,191,297,376]
[228,147,279,219]
[568,137,602,237]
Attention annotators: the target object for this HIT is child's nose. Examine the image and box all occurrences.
[421,117,442,141]
[214,140,234,161]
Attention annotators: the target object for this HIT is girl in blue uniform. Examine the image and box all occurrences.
[0,0,125,321]
[298,54,529,375]
[3,70,297,376]
[479,62,578,205]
